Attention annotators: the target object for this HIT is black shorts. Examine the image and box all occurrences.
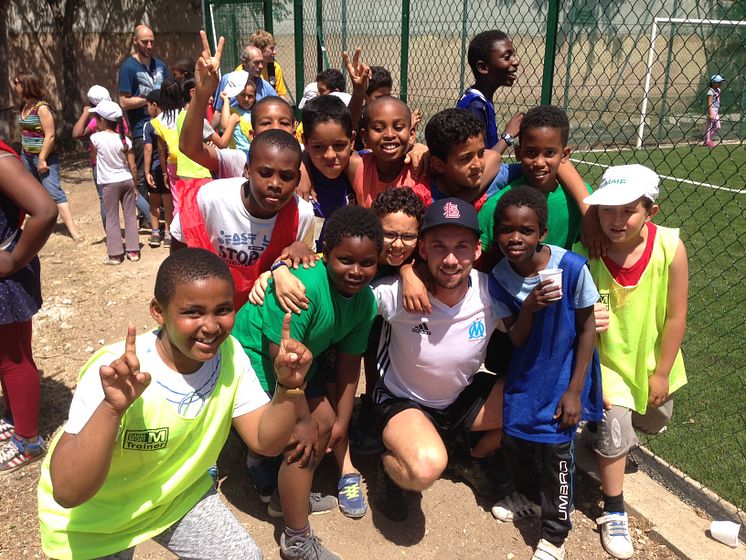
[147,167,170,195]
[374,371,497,450]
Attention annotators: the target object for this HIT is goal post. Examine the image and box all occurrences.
[636,17,746,149]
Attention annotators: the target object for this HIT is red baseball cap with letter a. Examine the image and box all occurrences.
[420,197,481,236]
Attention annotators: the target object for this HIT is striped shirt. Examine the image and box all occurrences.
[18,101,52,155]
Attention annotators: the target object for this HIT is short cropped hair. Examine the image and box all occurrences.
[248,129,302,165]
[154,248,233,306]
[302,95,353,139]
[467,30,510,75]
[372,187,425,223]
[323,206,384,255]
[519,105,570,147]
[316,69,345,93]
[367,66,393,96]
[493,185,549,232]
[250,96,294,129]
[425,108,485,161]
[359,96,411,130]
[248,30,275,50]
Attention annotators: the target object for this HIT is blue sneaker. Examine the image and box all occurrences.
[247,455,280,504]
[338,473,367,518]
[0,435,44,475]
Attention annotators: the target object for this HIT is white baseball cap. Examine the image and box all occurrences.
[87,85,111,106]
[584,164,660,206]
[89,99,123,121]
[710,74,725,83]
[222,70,251,98]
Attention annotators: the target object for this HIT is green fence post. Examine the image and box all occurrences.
[562,5,576,112]
[541,0,560,105]
[263,0,273,33]
[400,0,411,103]
[294,0,304,119]
[458,0,469,96]
[230,12,239,70]
[316,0,324,73]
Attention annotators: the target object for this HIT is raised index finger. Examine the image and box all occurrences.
[125,322,137,355]
[280,312,292,343]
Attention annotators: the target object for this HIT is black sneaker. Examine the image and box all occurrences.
[374,462,408,521]
[447,451,512,502]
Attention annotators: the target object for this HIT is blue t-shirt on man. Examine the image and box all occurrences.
[213,73,278,112]
[118,56,169,138]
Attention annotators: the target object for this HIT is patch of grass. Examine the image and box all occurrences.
[570,143,746,511]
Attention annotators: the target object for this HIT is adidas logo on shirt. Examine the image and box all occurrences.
[411,322,431,335]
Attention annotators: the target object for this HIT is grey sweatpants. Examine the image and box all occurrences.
[101,179,139,257]
[96,489,263,560]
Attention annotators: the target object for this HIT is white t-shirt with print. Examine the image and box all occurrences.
[373,269,508,410]
[64,331,270,434]
[90,132,133,185]
[217,148,247,179]
[170,177,315,268]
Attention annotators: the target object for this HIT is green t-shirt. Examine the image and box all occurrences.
[233,262,378,390]
[478,177,592,254]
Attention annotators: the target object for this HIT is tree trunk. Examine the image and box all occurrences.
[48,0,83,148]
[0,0,13,141]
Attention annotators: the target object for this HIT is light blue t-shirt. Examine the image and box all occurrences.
[213,75,277,111]
[490,245,599,316]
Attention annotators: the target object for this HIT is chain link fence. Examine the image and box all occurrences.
[219,0,746,526]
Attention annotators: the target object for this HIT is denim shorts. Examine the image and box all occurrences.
[21,152,67,203]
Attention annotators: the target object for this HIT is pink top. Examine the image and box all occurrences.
[86,117,130,165]
[352,152,425,208]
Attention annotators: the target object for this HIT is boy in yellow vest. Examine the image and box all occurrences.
[38,248,313,560]
[575,164,688,559]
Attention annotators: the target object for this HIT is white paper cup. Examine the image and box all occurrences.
[538,268,563,300]
[710,520,741,548]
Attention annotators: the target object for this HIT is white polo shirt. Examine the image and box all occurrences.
[373,269,508,410]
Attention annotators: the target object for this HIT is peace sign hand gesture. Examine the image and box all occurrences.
[196,29,224,96]
[342,48,371,94]
[99,324,152,415]
[274,313,313,389]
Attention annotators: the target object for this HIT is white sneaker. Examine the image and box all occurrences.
[491,491,540,522]
[597,511,634,559]
[531,538,565,560]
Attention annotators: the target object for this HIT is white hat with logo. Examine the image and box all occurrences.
[584,164,660,206]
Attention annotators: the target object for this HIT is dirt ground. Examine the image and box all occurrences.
[0,155,679,559]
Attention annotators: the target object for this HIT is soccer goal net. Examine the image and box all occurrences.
[636,17,746,148]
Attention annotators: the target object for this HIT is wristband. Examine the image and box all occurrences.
[275,380,307,396]
[271,260,289,273]
[500,133,514,146]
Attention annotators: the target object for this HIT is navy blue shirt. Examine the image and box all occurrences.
[457,89,498,149]
[308,160,355,251]
[118,56,169,138]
